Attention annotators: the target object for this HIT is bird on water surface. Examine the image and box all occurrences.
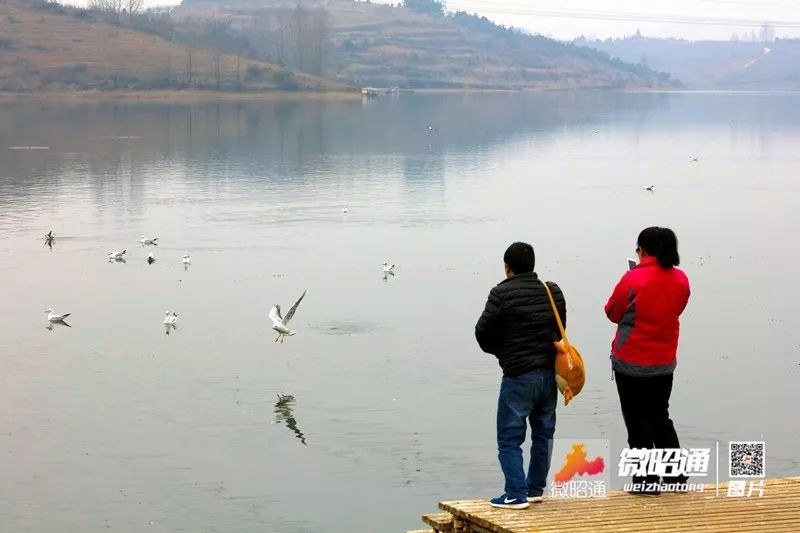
[46,308,70,323]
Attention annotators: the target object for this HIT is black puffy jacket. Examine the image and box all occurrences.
[475,272,567,377]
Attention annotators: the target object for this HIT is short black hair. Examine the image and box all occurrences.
[504,242,535,274]
[638,227,680,268]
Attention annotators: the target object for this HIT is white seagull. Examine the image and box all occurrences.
[643,185,655,192]
[108,249,127,261]
[382,262,396,275]
[163,311,178,334]
[140,235,158,246]
[182,254,191,265]
[147,253,155,265]
[269,290,307,343]
[342,207,348,213]
[46,308,71,323]
[689,156,700,162]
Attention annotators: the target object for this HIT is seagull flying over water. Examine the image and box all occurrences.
[46,308,71,323]
[643,185,655,192]
[140,235,158,246]
[269,290,307,343]
[382,262,396,275]
[689,156,699,162]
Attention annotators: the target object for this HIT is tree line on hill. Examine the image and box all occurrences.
[10,0,673,91]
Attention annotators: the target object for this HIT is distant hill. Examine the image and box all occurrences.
[575,34,800,90]
[175,0,678,90]
[0,0,347,92]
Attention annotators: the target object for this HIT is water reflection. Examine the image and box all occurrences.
[42,230,55,250]
[2,93,797,213]
[274,394,307,446]
[45,320,71,330]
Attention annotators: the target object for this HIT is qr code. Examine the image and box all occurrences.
[729,441,765,478]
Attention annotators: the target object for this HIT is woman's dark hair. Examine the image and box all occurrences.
[504,242,535,274]
[638,227,680,268]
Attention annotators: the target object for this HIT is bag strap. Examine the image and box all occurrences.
[541,280,570,347]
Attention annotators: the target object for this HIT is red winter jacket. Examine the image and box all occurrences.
[604,257,690,375]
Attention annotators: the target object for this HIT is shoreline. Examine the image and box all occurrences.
[1,87,796,103]
[0,89,363,103]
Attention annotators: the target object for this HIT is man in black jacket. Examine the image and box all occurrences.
[475,242,566,509]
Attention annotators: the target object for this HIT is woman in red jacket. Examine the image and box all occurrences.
[605,227,690,495]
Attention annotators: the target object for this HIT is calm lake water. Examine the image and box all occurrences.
[1,92,799,532]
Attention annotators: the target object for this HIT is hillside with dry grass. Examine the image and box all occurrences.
[176,0,677,90]
[0,0,348,92]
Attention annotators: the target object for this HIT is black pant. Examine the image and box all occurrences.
[615,371,685,484]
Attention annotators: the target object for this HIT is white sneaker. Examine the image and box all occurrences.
[527,495,544,503]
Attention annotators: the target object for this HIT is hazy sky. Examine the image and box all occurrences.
[72,0,800,41]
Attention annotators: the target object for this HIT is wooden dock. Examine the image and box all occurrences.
[407,476,800,533]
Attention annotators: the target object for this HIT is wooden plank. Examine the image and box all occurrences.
[439,501,800,532]
[441,491,800,516]
[422,512,454,532]
[487,494,800,523]
[432,476,800,533]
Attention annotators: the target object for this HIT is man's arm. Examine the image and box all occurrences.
[604,276,631,324]
[547,282,567,342]
[475,286,502,355]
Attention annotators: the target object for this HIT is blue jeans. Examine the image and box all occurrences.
[497,368,557,500]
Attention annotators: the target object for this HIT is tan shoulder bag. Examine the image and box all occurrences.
[542,281,586,406]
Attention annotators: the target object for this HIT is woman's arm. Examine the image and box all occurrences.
[604,276,631,325]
